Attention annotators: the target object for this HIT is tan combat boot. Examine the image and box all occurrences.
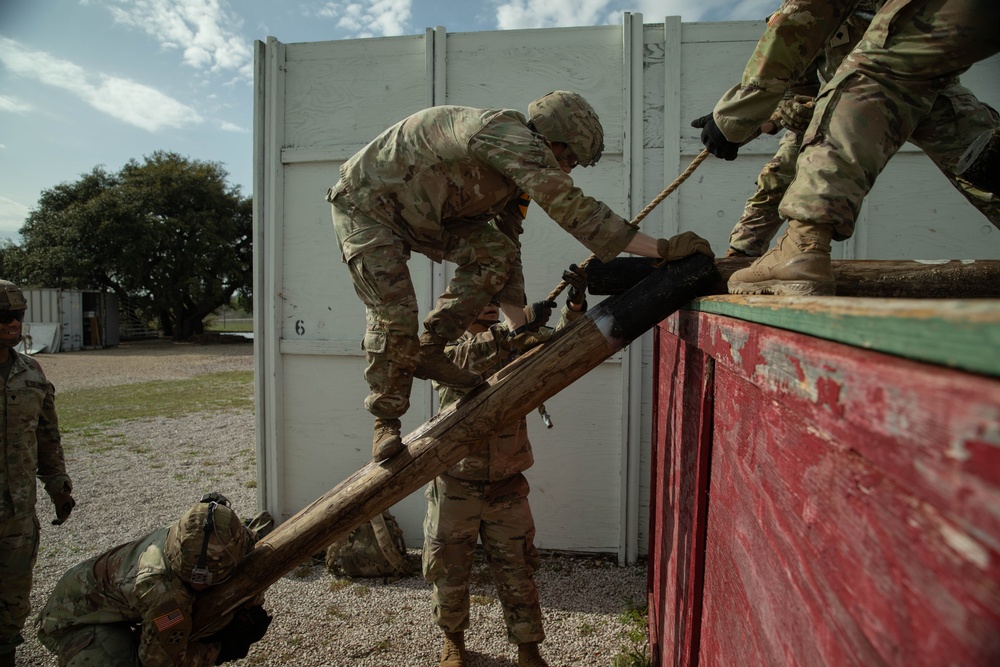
[414,331,481,388]
[372,418,404,462]
[727,219,835,296]
[440,631,466,667]
[518,642,549,667]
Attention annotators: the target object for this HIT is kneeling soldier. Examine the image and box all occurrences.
[37,494,271,666]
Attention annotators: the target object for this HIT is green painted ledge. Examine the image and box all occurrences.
[686,296,1000,378]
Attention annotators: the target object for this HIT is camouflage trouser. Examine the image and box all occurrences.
[729,130,803,256]
[422,473,544,645]
[332,200,516,420]
[779,0,1000,239]
[38,623,140,667]
[732,82,999,254]
[0,513,39,653]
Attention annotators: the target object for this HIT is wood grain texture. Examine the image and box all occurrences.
[650,310,1000,666]
[648,328,713,667]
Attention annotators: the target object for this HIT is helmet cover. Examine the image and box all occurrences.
[528,91,605,167]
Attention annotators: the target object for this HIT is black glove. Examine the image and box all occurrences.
[51,490,75,526]
[691,113,740,161]
[514,300,556,335]
[211,605,272,665]
[562,264,588,309]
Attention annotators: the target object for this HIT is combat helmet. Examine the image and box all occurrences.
[528,91,605,167]
[0,280,27,311]
[166,493,254,586]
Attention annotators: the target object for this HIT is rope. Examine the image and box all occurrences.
[545,148,711,302]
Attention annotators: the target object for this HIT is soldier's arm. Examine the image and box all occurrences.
[469,119,637,263]
[713,0,859,142]
[35,378,73,500]
[490,193,529,310]
[138,592,220,667]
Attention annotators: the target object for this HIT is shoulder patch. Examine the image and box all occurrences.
[154,609,185,632]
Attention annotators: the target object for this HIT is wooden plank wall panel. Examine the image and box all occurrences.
[648,325,714,667]
[658,311,1000,666]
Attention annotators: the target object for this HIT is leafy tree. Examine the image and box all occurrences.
[10,152,252,340]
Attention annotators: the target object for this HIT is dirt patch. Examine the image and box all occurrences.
[34,338,254,393]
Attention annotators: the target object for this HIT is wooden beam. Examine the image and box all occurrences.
[192,254,722,630]
[587,257,1000,299]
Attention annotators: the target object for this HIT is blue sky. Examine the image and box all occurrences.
[0,0,773,242]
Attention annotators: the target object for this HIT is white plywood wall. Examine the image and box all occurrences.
[254,17,1000,563]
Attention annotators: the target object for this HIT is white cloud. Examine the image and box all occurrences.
[0,195,29,239]
[492,0,774,29]
[0,95,33,115]
[106,0,254,81]
[220,120,248,133]
[317,0,413,38]
[0,36,203,132]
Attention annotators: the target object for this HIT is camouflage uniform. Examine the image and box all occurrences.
[328,104,636,421]
[423,306,584,645]
[714,0,1000,249]
[728,0,1000,256]
[37,502,257,667]
[0,350,71,656]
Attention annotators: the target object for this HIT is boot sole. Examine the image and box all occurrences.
[728,279,835,296]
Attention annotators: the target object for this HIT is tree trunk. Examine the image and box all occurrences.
[585,257,1000,299]
[191,253,721,630]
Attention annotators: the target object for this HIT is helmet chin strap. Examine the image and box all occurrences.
[189,501,218,585]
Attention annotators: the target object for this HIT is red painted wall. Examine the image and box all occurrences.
[649,310,1000,667]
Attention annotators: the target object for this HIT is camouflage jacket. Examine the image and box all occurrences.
[435,305,584,482]
[0,350,71,519]
[38,528,221,667]
[714,0,910,142]
[329,105,637,268]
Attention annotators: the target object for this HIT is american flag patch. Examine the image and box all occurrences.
[154,609,185,632]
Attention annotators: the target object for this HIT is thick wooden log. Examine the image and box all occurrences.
[586,257,1000,299]
[192,254,721,629]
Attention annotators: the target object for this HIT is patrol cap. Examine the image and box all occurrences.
[0,280,27,311]
[166,497,254,586]
[528,91,605,167]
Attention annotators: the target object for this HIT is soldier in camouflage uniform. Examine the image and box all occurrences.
[0,280,74,667]
[693,0,1000,294]
[726,0,1000,258]
[422,266,589,667]
[328,91,713,463]
[37,495,271,667]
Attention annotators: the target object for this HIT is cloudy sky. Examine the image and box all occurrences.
[0,0,775,241]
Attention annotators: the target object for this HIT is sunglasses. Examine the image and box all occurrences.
[0,310,25,324]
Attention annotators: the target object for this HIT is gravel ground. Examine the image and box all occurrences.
[16,339,648,667]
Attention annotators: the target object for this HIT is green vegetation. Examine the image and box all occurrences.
[204,318,253,333]
[56,371,253,433]
[612,599,651,667]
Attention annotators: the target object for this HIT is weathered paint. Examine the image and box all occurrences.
[650,307,1000,666]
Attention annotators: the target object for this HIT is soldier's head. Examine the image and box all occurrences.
[166,493,254,589]
[0,280,27,349]
[528,91,605,169]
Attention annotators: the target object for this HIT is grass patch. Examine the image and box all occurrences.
[57,371,253,432]
[611,599,651,667]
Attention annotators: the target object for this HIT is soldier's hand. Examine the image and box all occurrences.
[509,327,553,352]
[562,264,588,309]
[655,232,714,265]
[51,491,75,525]
[775,95,816,134]
[515,300,556,334]
[211,605,272,665]
[691,113,740,161]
